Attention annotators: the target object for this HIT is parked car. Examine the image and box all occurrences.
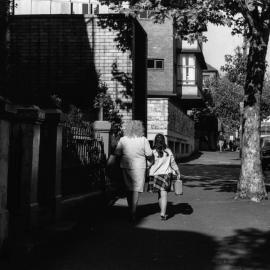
[261,136,270,169]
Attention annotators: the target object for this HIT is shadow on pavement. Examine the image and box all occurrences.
[216,228,270,270]
[137,202,194,220]
[4,205,217,270]
[3,205,270,270]
[178,151,203,163]
[181,164,240,193]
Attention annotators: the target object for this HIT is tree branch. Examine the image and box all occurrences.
[262,2,270,21]
[236,0,255,27]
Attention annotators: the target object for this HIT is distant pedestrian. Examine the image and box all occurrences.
[114,120,153,222]
[218,132,225,152]
[148,133,180,221]
[229,140,234,151]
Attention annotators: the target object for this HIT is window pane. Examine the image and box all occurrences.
[189,67,195,80]
[188,56,195,66]
[147,59,155,68]
[182,67,187,80]
[181,55,186,65]
[156,60,163,69]
[82,3,89,14]
[94,4,99,14]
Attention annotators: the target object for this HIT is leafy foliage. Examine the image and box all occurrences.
[221,46,247,87]
[220,46,270,121]
[204,76,243,134]
[94,81,123,136]
[101,1,270,43]
[199,45,270,134]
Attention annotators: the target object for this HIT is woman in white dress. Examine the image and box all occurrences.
[114,120,153,221]
[148,133,180,220]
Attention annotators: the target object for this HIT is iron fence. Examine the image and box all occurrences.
[62,123,107,196]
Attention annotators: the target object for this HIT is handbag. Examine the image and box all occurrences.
[171,174,183,195]
[174,178,183,195]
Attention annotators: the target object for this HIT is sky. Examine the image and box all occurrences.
[203,24,270,73]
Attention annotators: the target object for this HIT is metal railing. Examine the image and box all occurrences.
[62,123,107,196]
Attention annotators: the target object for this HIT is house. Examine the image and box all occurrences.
[9,13,147,127]
[203,63,219,84]
[138,14,207,158]
[192,63,220,151]
[13,0,209,158]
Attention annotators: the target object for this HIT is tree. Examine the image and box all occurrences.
[221,46,270,121]
[204,76,243,134]
[101,0,270,201]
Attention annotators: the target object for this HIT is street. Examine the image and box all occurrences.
[3,151,270,270]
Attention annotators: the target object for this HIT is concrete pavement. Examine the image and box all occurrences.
[2,151,270,270]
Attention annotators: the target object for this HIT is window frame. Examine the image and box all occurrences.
[147,58,164,70]
[177,54,196,85]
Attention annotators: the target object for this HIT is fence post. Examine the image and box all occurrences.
[0,98,14,252]
[93,120,111,159]
[39,109,64,222]
[16,107,45,229]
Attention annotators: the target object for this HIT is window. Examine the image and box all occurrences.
[90,3,99,14]
[82,3,89,14]
[147,59,164,70]
[181,143,185,154]
[177,55,196,85]
[175,142,180,155]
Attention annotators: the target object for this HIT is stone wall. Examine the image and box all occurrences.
[147,98,195,158]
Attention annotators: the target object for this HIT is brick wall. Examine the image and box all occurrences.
[147,98,195,158]
[139,18,175,94]
[9,14,147,125]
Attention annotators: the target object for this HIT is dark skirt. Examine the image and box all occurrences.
[147,174,173,193]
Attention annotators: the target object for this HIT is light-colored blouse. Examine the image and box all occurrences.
[114,136,153,169]
[149,148,180,176]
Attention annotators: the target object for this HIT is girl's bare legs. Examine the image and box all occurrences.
[158,190,168,217]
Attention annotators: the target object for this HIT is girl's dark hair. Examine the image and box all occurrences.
[153,133,168,157]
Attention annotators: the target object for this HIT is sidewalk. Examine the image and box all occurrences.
[2,151,270,270]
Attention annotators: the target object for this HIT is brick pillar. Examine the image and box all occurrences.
[0,98,14,251]
[39,109,64,222]
[93,121,111,159]
[16,107,45,228]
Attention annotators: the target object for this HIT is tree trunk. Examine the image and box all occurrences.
[236,28,270,202]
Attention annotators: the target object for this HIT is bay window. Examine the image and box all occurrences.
[177,54,196,85]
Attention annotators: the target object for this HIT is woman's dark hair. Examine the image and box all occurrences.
[153,133,168,157]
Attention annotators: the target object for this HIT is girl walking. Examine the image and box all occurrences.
[148,133,180,220]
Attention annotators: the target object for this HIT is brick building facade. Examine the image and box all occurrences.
[11,0,209,158]
[9,14,147,125]
[139,16,206,157]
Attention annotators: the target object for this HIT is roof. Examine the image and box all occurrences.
[204,63,218,72]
